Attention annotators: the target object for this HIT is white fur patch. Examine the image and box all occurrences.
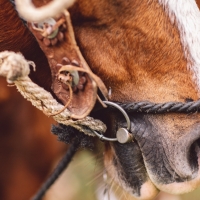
[158,0,200,94]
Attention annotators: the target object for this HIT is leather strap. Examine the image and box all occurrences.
[28,10,108,119]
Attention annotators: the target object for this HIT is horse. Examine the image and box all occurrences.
[68,0,200,198]
[2,0,200,199]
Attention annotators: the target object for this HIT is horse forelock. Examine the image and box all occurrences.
[158,0,200,96]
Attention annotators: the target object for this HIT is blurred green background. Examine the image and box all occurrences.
[44,149,200,200]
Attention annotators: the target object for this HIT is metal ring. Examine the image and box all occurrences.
[103,101,131,131]
[91,101,131,142]
[93,130,118,142]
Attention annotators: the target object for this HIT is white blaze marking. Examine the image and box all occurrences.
[158,0,200,93]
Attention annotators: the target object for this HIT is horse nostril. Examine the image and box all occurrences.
[173,127,200,180]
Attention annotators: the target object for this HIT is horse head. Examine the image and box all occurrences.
[68,0,200,199]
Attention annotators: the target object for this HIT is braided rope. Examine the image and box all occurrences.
[118,100,200,114]
[0,51,106,136]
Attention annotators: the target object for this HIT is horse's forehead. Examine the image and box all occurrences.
[68,0,199,102]
[30,0,200,101]
[158,0,200,94]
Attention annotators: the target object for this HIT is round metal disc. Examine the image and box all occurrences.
[116,128,133,144]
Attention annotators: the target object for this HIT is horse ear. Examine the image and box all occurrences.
[27,12,107,119]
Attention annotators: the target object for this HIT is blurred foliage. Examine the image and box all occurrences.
[181,188,200,200]
[43,148,200,200]
[44,148,104,200]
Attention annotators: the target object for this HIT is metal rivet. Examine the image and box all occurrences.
[47,28,59,39]
[72,86,78,92]
[79,76,87,85]
[43,38,51,46]
[77,84,84,90]
[62,57,70,65]
[116,128,134,144]
[71,60,80,67]
[58,32,64,42]
[51,37,58,46]
[37,18,59,39]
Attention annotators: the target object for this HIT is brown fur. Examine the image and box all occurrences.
[70,0,198,103]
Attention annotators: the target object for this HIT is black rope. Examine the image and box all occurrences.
[31,124,94,200]
[32,140,80,200]
[117,99,200,114]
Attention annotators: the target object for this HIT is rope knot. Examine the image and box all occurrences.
[0,51,35,84]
